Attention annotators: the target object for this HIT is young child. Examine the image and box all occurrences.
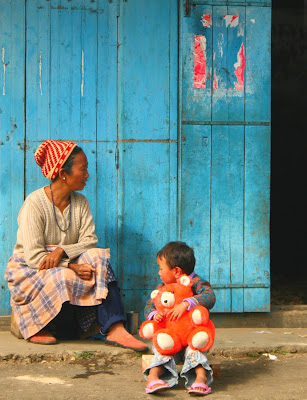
[143,241,216,395]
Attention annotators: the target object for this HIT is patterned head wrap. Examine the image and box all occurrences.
[34,140,77,180]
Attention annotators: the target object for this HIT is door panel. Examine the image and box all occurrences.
[244,125,270,311]
[245,7,271,121]
[212,6,246,121]
[180,125,211,280]
[210,125,245,312]
[118,142,177,290]
[180,0,271,312]
[117,0,178,311]
[118,0,177,141]
[182,4,213,121]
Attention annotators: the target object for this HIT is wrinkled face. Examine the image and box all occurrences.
[157,256,177,284]
[64,152,89,191]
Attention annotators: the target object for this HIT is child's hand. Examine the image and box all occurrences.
[166,302,188,322]
[154,311,165,323]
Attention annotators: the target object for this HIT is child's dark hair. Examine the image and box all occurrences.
[157,241,196,275]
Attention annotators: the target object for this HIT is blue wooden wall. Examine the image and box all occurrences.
[0,0,25,314]
[0,0,271,316]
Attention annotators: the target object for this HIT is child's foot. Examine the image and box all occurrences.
[188,382,212,395]
[146,366,170,394]
[146,379,170,394]
[188,365,211,395]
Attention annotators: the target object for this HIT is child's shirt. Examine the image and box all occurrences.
[144,271,216,320]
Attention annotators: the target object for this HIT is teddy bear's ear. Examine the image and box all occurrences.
[178,275,192,287]
[150,290,159,299]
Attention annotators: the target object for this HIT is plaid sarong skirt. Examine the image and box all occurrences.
[4,247,115,339]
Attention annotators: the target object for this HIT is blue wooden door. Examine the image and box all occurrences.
[0,0,178,315]
[0,0,271,316]
[180,0,271,312]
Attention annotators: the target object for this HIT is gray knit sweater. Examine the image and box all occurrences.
[13,187,98,269]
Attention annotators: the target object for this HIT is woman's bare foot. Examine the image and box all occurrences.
[106,322,148,351]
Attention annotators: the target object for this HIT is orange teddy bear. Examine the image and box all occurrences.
[139,275,215,355]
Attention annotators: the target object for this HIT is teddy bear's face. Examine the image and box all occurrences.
[151,275,193,312]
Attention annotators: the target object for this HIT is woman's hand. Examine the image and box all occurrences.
[38,247,65,270]
[68,263,95,281]
[166,302,188,322]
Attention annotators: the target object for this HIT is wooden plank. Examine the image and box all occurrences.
[0,0,25,314]
[96,1,118,271]
[69,4,83,143]
[191,4,246,122]
[57,3,73,138]
[245,6,271,121]
[227,5,245,121]
[229,126,244,312]
[244,125,270,311]
[193,1,271,4]
[118,0,176,140]
[25,0,51,195]
[96,142,118,275]
[97,0,117,142]
[117,142,177,292]
[210,125,232,312]
[212,289,231,313]
[49,0,62,139]
[212,6,228,121]
[244,288,270,312]
[180,125,211,281]
[80,2,98,142]
[212,6,245,121]
[117,0,178,313]
[181,4,213,121]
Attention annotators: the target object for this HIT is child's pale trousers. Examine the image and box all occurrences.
[143,345,213,389]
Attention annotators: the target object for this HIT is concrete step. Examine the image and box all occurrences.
[211,305,307,328]
[1,305,306,332]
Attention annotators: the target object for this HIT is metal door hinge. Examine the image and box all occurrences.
[184,0,191,17]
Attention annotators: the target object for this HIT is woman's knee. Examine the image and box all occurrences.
[82,248,109,260]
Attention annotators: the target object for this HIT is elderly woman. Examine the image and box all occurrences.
[4,139,147,351]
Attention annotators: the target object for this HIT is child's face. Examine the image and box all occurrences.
[157,256,177,284]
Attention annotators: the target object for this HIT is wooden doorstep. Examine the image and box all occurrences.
[10,313,23,339]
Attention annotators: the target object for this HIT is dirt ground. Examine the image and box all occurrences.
[0,352,306,400]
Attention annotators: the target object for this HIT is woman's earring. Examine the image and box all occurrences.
[63,177,66,180]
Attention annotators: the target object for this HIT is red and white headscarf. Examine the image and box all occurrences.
[34,140,76,180]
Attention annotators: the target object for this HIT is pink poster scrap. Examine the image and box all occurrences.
[201,14,212,28]
[234,43,245,90]
[224,15,239,28]
[194,35,207,89]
